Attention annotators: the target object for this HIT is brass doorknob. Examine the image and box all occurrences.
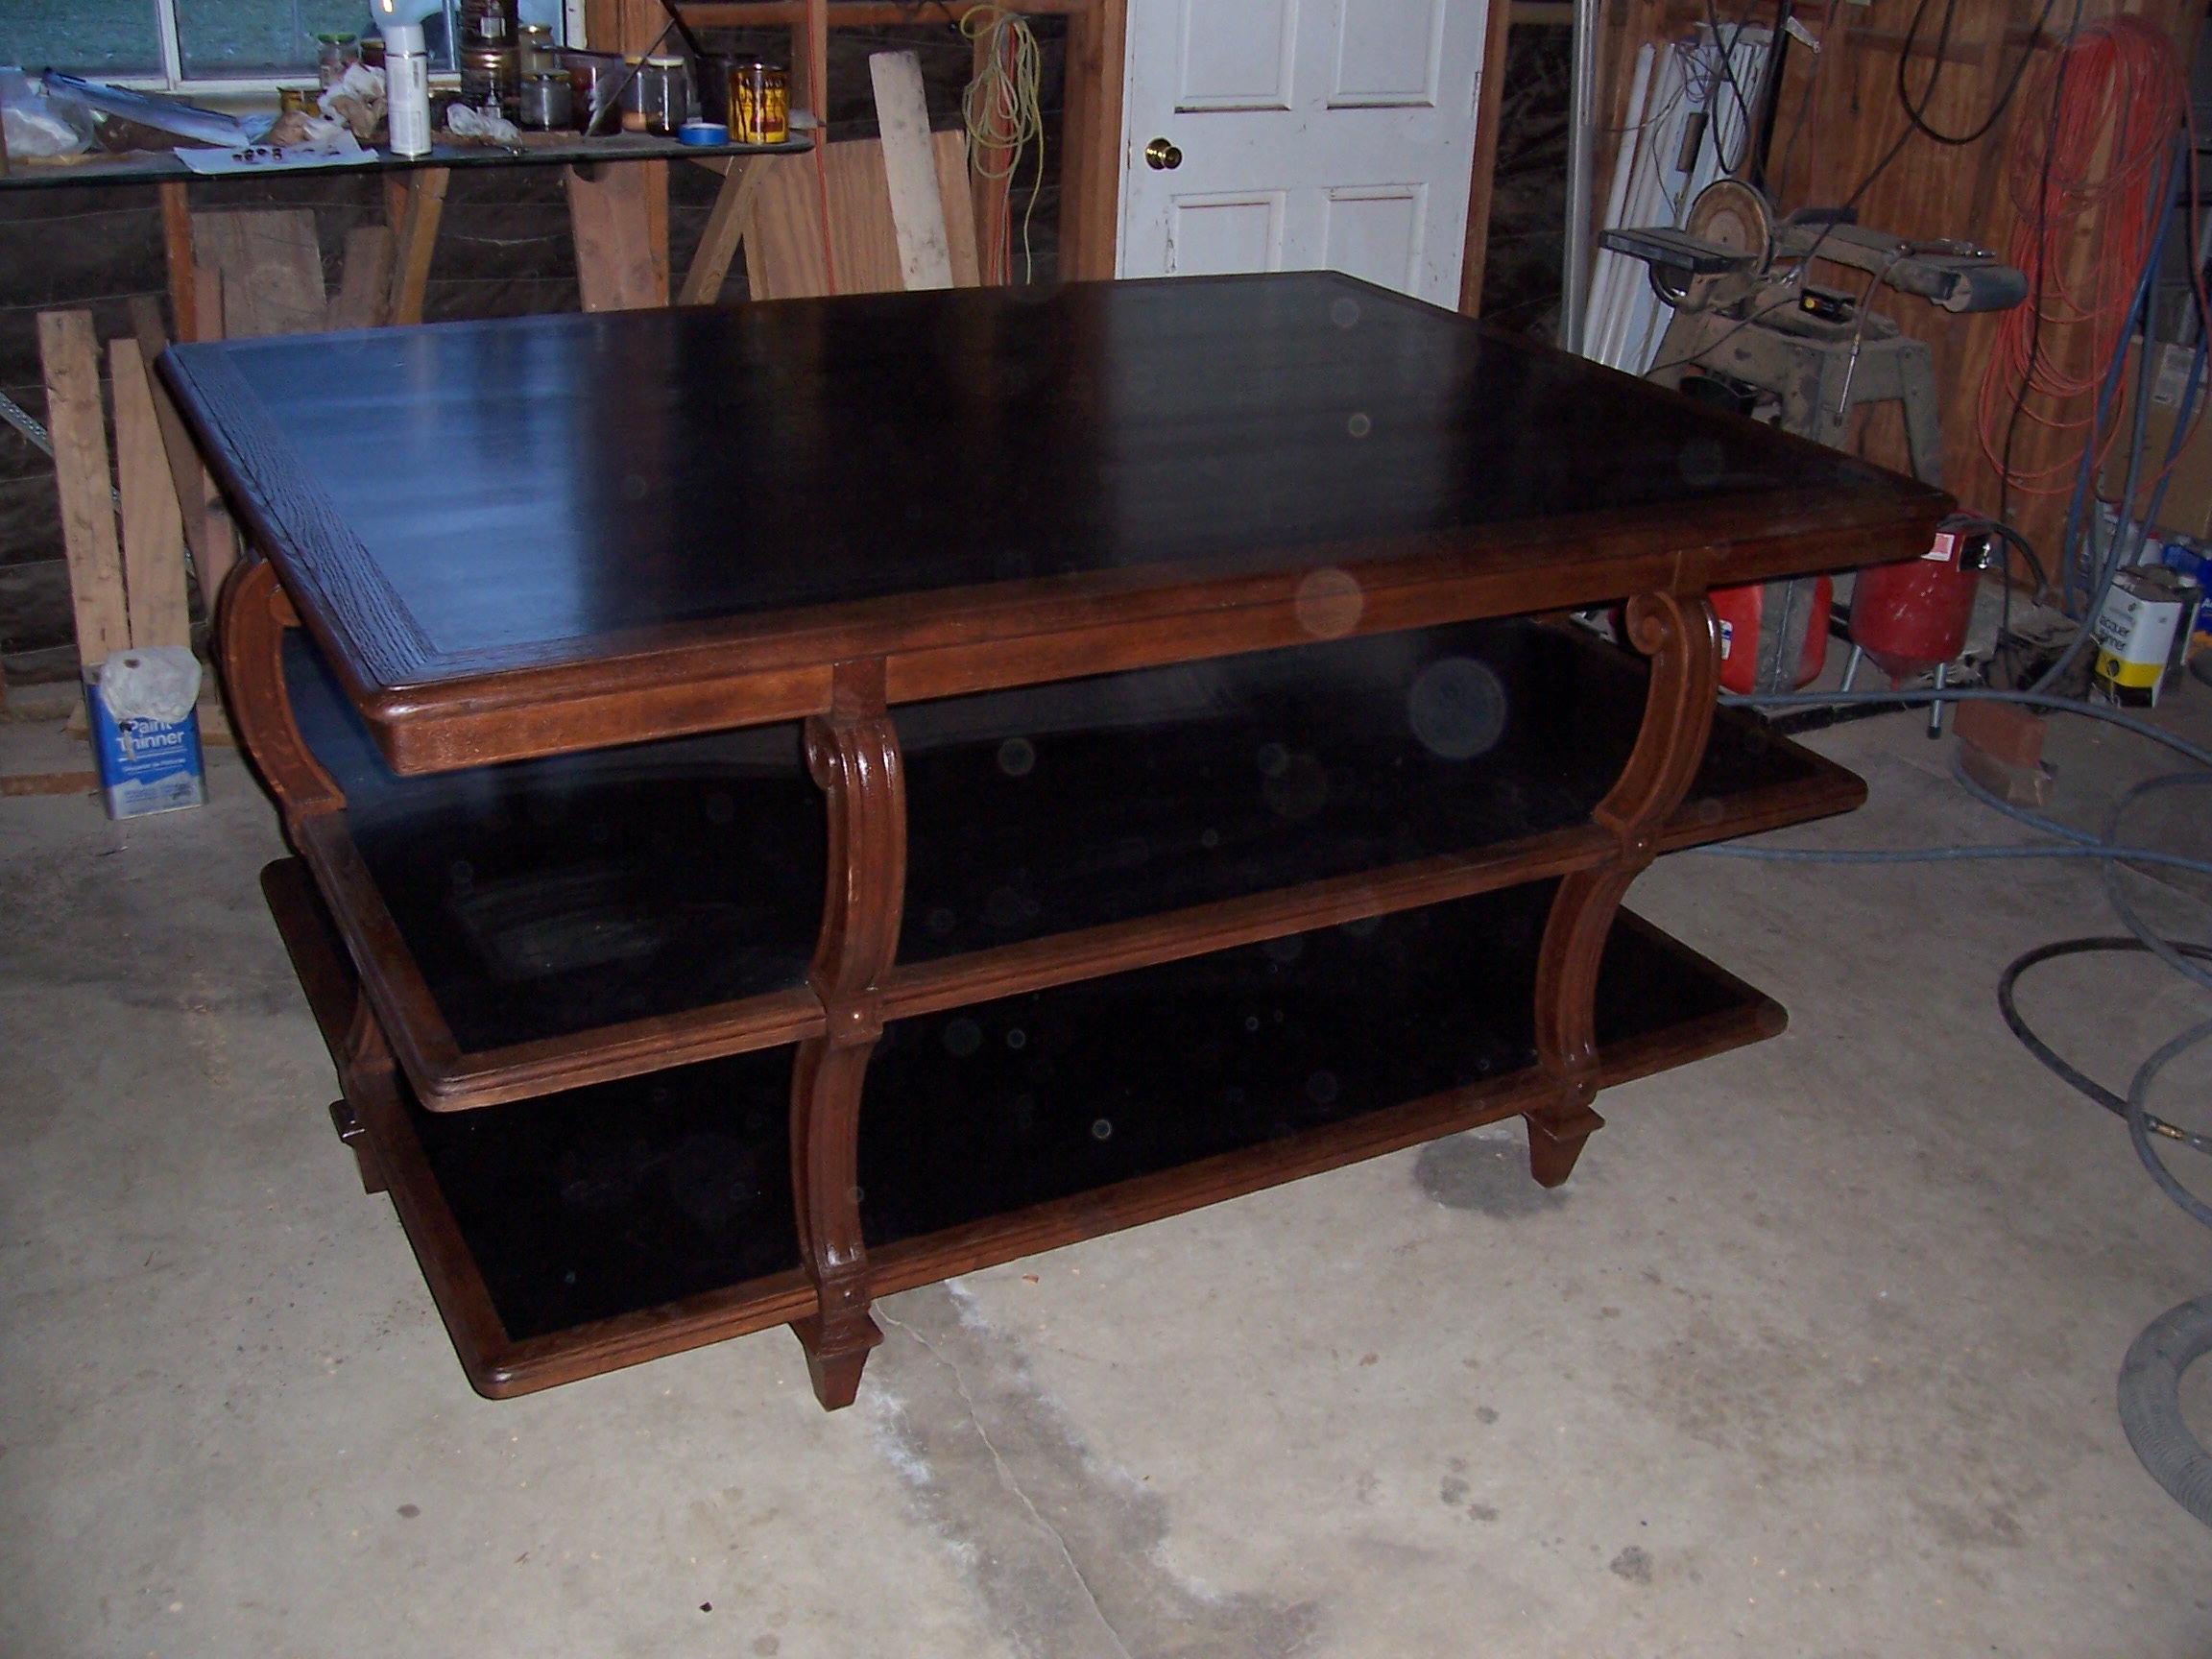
[1144,136,1182,171]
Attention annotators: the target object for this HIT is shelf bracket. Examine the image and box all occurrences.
[788,657,905,1407]
[1528,589,1719,1187]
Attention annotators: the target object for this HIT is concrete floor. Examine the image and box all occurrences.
[5,691,2212,1657]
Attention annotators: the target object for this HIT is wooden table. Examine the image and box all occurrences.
[161,273,1948,1408]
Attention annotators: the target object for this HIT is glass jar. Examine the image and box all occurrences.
[315,33,357,89]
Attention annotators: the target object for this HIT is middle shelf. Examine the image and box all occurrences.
[280,613,1861,1110]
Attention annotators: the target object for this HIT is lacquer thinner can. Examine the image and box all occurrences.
[730,61,787,145]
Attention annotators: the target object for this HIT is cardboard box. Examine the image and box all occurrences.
[84,661,206,820]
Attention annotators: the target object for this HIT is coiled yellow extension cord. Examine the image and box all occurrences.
[960,7,1046,283]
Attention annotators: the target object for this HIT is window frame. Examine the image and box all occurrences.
[85,0,534,96]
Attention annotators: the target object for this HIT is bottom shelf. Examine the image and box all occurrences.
[266,859,1782,1398]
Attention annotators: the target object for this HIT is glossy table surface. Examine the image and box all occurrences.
[164,273,1949,773]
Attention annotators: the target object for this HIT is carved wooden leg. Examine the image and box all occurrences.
[1527,590,1719,1187]
[788,660,905,1409]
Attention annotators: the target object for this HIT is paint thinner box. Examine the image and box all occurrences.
[84,653,206,820]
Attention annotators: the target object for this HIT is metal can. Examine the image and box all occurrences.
[517,71,572,131]
[730,61,788,146]
[2093,566,2191,706]
[460,46,520,118]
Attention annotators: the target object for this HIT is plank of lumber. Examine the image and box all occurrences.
[127,296,214,587]
[178,266,240,606]
[932,129,980,288]
[194,264,225,342]
[327,226,396,329]
[109,337,193,651]
[745,131,974,300]
[870,51,954,291]
[191,209,327,337]
[36,311,130,669]
[566,162,668,312]
[677,156,766,305]
[386,168,450,325]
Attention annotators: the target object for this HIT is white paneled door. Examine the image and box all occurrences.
[1117,0,1492,307]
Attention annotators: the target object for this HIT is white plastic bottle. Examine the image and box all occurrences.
[380,16,433,158]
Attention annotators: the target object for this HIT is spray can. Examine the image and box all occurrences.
[380,17,433,158]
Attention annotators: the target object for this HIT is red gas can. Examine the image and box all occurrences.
[1849,530,1981,683]
[1713,577,1832,694]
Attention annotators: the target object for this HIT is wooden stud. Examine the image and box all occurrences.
[159,181,198,343]
[36,311,130,670]
[109,337,193,651]
[967,26,1018,284]
[1459,0,1517,316]
[641,157,671,303]
[677,156,767,305]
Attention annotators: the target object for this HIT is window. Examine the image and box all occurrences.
[3,2,568,92]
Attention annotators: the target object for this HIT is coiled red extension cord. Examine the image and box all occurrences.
[1976,14,2188,496]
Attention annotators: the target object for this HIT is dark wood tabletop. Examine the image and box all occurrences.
[163,271,1949,773]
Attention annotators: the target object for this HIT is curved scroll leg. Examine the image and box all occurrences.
[788,659,905,1409]
[1527,590,1719,1188]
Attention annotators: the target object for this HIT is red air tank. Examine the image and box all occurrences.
[1712,578,1832,694]
[1849,529,1981,682]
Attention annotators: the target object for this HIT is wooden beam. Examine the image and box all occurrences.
[109,338,193,652]
[1059,0,1125,280]
[969,24,1016,283]
[36,311,130,670]
[386,168,450,326]
[677,156,767,304]
[803,0,830,125]
[1460,0,1517,316]
[641,156,671,301]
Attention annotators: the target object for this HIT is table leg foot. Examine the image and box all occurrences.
[1524,1100,1604,1189]
[327,1096,387,1194]
[792,1310,884,1409]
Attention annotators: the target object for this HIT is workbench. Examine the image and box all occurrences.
[162,272,1948,1407]
[0,131,807,330]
